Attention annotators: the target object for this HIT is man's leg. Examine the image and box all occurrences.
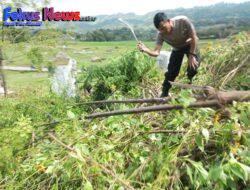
[161,49,185,97]
[186,48,201,84]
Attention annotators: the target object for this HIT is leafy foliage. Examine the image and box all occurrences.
[78,50,158,100]
[0,33,249,189]
[27,47,44,68]
[197,32,250,90]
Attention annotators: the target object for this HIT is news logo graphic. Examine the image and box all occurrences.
[3,7,96,27]
[3,7,42,26]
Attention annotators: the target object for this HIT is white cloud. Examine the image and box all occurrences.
[50,0,249,15]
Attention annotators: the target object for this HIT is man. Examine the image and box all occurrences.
[137,12,200,97]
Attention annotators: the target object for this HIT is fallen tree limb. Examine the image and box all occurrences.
[169,81,217,96]
[86,100,219,119]
[79,97,171,105]
[48,132,135,190]
[85,91,250,119]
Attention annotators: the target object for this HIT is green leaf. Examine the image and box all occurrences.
[178,90,196,108]
[67,110,75,119]
[237,162,250,180]
[209,166,221,181]
[195,135,204,151]
[186,165,193,184]
[196,163,209,180]
[230,164,245,180]
[84,181,93,190]
[209,166,227,185]
[240,111,250,126]
[188,160,208,181]
[201,128,209,142]
[229,161,250,181]
[51,183,58,190]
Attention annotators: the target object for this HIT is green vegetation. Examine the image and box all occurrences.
[26,47,44,69]
[4,71,49,91]
[0,32,249,189]
[78,50,158,100]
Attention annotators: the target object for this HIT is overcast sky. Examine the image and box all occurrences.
[51,0,249,15]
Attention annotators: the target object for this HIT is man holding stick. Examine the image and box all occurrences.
[137,12,200,97]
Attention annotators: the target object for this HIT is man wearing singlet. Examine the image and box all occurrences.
[137,12,200,97]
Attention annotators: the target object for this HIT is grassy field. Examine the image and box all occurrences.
[3,41,164,67]
[2,39,219,93]
[3,39,219,67]
[4,71,49,91]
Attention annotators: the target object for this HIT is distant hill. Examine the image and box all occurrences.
[52,2,250,34]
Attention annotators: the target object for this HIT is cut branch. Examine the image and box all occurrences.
[86,100,219,119]
[85,91,250,119]
[80,97,171,105]
[170,81,216,95]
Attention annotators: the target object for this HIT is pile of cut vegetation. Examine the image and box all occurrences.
[0,33,249,190]
[78,50,159,100]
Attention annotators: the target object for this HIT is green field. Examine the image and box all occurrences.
[3,41,162,67]
[3,39,219,67]
[2,39,220,93]
[4,71,49,91]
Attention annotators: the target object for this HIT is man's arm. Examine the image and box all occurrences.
[184,18,199,69]
[189,31,198,55]
[137,42,162,57]
[187,24,199,56]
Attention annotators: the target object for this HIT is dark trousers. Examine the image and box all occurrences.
[161,45,201,97]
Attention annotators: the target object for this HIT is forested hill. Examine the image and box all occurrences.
[54,2,250,34]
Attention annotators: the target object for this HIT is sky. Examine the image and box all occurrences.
[51,0,249,16]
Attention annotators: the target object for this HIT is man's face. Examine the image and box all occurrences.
[158,20,171,33]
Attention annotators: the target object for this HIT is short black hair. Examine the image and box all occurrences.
[153,12,168,29]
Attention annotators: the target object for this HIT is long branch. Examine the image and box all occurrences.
[85,100,219,119]
[85,91,250,119]
[169,81,216,95]
[80,97,171,105]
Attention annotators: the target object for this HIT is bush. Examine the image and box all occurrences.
[78,50,159,100]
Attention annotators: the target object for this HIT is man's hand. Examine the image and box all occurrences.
[137,41,148,53]
[188,55,198,69]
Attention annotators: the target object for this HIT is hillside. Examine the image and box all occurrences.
[53,2,250,35]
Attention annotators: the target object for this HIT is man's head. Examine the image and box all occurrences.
[154,12,171,33]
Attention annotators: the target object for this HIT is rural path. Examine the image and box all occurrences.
[0,66,48,72]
